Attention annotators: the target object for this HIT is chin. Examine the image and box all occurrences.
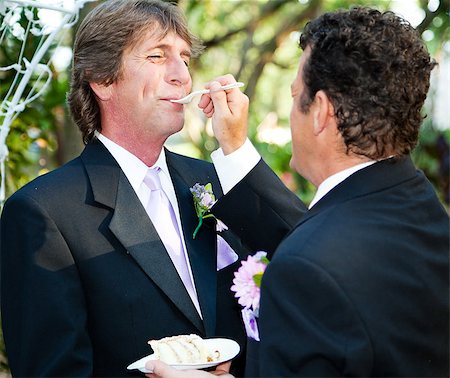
[174,122,184,133]
[168,115,185,132]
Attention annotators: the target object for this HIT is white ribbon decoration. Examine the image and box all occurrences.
[0,0,96,205]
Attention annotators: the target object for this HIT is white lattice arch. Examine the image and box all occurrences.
[0,0,95,203]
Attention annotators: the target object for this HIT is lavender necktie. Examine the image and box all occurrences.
[144,167,201,315]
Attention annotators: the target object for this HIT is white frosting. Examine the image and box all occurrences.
[148,334,219,364]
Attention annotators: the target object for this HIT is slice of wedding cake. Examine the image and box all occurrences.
[148,334,220,364]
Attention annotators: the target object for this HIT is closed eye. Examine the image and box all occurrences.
[182,53,191,68]
[147,55,165,63]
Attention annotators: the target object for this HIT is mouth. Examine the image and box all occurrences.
[161,95,185,101]
[160,98,185,109]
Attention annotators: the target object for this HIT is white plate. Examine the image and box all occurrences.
[127,338,240,373]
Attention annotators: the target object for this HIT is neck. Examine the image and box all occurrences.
[101,129,166,167]
[312,154,373,188]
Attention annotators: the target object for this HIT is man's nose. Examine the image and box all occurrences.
[167,57,191,86]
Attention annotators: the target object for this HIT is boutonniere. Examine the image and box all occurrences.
[231,251,270,341]
[190,183,228,239]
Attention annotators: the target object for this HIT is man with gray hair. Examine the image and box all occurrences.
[0,1,305,376]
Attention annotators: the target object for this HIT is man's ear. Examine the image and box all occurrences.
[89,82,112,101]
[312,90,334,136]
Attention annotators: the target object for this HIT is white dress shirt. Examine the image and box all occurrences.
[96,133,204,315]
[211,138,261,194]
[96,133,182,228]
[96,133,260,316]
[308,161,376,209]
[97,134,260,221]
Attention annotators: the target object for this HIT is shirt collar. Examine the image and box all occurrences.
[95,131,169,193]
[309,160,376,209]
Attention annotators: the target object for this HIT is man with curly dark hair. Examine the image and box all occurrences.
[145,6,449,378]
[297,7,435,162]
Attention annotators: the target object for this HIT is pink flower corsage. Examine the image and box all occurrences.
[231,251,269,341]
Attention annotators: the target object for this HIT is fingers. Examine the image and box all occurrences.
[198,96,214,118]
[211,361,232,376]
[197,74,241,118]
[207,81,231,118]
[216,361,231,372]
[208,75,244,109]
[145,360,225,378]
[211,371,233,377]
[196,74,249,154]
[145,360,176,378]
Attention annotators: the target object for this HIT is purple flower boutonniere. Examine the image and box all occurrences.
[231,251,270,341]
[190,183,228,239]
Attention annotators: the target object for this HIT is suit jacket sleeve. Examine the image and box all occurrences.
[211,159,307,255]
[258,252,373,376]
[1,192,92,377]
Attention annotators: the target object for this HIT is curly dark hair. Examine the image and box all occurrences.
[299,7,436,159]
[67,0,203,144]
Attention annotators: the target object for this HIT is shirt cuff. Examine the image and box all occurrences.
[211,138,261,195]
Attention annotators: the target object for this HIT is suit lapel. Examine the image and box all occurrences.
[166,150,218,337]
[81,141,203,332]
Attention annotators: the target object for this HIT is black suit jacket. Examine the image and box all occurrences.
[1,140,248,377]
[213,156,449,377]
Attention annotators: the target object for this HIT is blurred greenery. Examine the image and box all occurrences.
[0,0,449,373]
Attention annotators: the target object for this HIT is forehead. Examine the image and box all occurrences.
[131,26,191,53]
[292,48,310,89]
[297,48,310,77]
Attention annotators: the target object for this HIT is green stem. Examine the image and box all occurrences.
[193,216,203,239]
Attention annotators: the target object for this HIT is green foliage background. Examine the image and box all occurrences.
[0,0,449,373]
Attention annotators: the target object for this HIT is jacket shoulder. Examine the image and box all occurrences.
[5,157,85,205]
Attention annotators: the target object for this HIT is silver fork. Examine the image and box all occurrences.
[170,82,245,104]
